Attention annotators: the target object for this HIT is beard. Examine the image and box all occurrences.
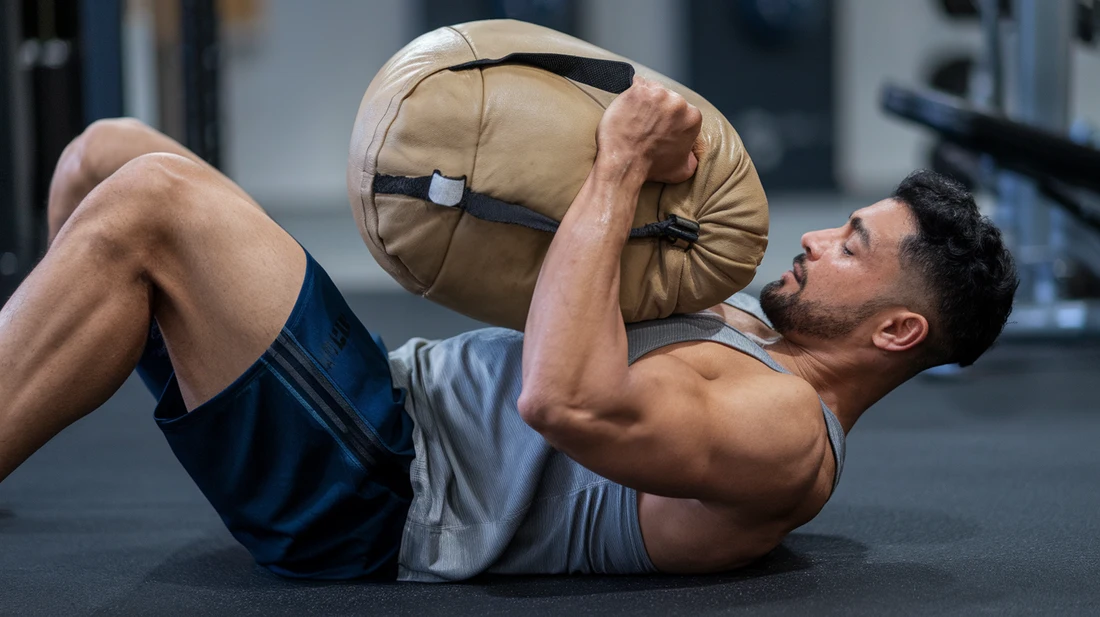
[760,259,883,339]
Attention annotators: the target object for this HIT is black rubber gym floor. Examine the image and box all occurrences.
[3,291,1099,616]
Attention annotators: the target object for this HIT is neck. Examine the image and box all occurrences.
[764,337,909,434]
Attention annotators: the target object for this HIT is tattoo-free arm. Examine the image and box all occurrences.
[517,79,823,502]
[518,158,645,421]
[519,77,699,422]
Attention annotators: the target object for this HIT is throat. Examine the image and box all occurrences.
[705,304,779,344]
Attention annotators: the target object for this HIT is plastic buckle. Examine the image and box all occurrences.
[664,214,700,247]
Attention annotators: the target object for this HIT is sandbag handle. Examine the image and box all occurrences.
[373,172,699,247]
[448,52,636,94]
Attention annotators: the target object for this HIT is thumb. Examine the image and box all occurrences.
[680,153,699,182]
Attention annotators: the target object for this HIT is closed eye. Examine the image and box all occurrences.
[846,214,872,251]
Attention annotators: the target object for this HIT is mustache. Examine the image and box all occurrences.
[792,253,807,285]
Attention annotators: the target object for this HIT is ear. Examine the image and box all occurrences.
[871,311,928,352]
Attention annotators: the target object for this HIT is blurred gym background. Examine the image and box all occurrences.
[4,3,1100,614]
[3,0,1100,338]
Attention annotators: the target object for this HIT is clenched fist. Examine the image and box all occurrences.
[595,76,703,185]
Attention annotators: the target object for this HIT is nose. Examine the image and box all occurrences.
[801,229,823,260]
[801,225,843,260]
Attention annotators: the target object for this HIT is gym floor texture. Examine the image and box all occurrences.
[4,195,1100,616]
[2,288,1099,616]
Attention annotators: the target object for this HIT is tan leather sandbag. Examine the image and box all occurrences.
[347,19,768,330]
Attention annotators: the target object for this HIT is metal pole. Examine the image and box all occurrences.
[181,0,221,168]
[1005,0,1074,305]
[79,0,124,125]
[0,1,35,302]
[976,0,1004,112]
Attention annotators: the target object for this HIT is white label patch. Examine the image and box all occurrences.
[428,172,465,207]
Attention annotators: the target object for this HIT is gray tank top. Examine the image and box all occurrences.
[387,293,847,582]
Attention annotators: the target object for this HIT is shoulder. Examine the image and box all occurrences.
[712,370,823,442]
[704,372,827,506]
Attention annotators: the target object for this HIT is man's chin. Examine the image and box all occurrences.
[760,279,790,301]
[759,278,804,335]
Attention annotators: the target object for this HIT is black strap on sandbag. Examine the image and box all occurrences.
[383,55,696,245]
[373,172,700,247]
[449,52,635,94]
[373,173,560,233]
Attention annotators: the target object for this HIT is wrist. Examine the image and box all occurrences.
[592,149,648,187]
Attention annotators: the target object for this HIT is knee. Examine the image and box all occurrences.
[82,117,152,146]
[110,151,199,195]
[52,118,152,196]
[67,153,203,256]
[48,119,154,230]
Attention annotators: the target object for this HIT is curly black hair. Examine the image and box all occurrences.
[892,170,1019,367]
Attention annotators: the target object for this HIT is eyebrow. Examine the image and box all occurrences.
[847,213,872,250]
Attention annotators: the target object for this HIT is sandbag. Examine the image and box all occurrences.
[347,19,768,330]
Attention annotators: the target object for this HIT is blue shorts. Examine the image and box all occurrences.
[138,252,415,580]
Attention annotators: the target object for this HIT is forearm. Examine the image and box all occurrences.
[520,158,646,416]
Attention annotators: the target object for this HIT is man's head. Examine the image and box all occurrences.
[760,170,1019,370]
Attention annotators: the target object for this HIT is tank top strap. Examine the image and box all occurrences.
[722,292,774,328]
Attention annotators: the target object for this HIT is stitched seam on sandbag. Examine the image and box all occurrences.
[724,139,769,271]
[456,25,487,207]
[370,28,479,295]
[363,75,429,294]
[688,128,766,303]
[423,27,485,299]
[362,70,409,254]
[421,31,615,298]
[559,72,611,110]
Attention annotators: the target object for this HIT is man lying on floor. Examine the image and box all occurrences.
[0,78,1018,582]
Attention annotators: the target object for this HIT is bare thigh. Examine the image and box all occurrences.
[113,155,307,410]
